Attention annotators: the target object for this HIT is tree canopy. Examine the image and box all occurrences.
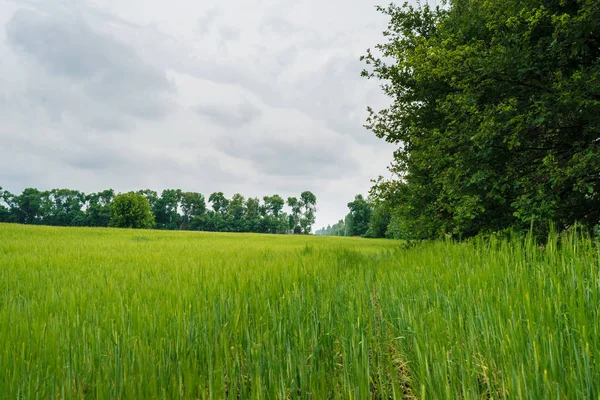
[347,195,372,236]
[361,0,600,239]
[110,192,155,229]
[299,191,317,234]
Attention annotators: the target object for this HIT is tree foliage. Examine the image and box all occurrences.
[109,192,155,229]
[299,191,317,234]
[42,189,87,227]
[154,189,182,230]
[347,195,372,236]
[0,187,10,223]
[0,187,317,234]
[86,190,115,227]
[362,0,600,239]
[180,192,206,230]
[315,219,347,236]
[287,197,302,233]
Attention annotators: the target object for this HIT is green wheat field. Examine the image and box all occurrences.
[0,223,599,399]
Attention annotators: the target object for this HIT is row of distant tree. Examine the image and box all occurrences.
[317,192,428,239]
[0,187,318,234]
[315,194,379,238]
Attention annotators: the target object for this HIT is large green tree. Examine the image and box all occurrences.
[136,190,159,210]
[229,193,247,232]
[7,188,44,224]
[347,194,372,237]
[208,192,230,231]
[0,187,11,223]
[299,191,317,234]
[85,190,114,227]
[109,192,155,229]
[154,189,181,230]
[263,195,285,217]
[263,195,286,233]
[362,0,600,239]
[245,197,262,232]
[209,192,229,215]
[287,196,302,233]
[180,192,206,230]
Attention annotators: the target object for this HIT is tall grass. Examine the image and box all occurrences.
[0,223,598,398]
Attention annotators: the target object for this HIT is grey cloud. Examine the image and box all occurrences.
[17,83,133,131]
[61,149,131,171]
[277,45,298,66]
[253,43,298,69]
[7,9,117,79]
[288,56,379,144]
[44,5,288,108]
[195,101,261,128]
[6,7,175,126]
[216,136,360,178]
[0,125,239,194]
[219,26,240,41]
[120,26,286,107]
[259,16,301,35]
[0,168,36,191]
[196,8,221,35]
[0,130,130,172]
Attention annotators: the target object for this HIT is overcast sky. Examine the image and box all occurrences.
[0,0,396,229]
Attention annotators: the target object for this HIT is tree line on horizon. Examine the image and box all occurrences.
[0,186,317,234]
[316,193,396,239]
[315,194,373,237]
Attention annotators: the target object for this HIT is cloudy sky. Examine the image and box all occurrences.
[0,0,396,229]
